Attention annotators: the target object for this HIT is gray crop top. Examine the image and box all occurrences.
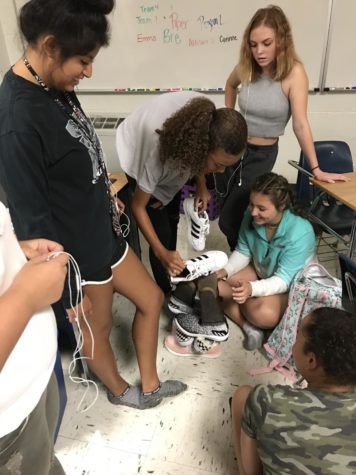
[238,75,291,137]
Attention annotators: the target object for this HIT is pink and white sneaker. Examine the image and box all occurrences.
[164,335,221,358]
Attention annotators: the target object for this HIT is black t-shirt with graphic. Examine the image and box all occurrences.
[0,69,120,284]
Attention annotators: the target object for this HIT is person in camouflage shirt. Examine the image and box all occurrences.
[232,306,356,475]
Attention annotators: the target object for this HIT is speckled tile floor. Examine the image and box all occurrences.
[55,217,339,475]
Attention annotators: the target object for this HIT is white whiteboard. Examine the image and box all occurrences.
[79,0,329,91]
[324,0,356,89]
[15,0,329,91]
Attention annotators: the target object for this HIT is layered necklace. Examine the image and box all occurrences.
[23,57,122,237]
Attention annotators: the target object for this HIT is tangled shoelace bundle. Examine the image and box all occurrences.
[48,251,99,412]
[114,201,130,238]
[201,222,210,236]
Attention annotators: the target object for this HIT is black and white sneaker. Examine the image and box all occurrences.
[170,251,228,284]
[168,295,201,316]
[174,313,229,342]
[183,197,210,251]
[175,327,195,347]
[168,295,194,315]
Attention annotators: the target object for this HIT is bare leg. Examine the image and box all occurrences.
[81,281,128,396]
[80,247,185,408]
[241,293,288,329]
[112,247,164,393]
[218,267,286,350]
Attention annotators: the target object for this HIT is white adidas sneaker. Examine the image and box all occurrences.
[170,250,228,284]
[183,197,210,251]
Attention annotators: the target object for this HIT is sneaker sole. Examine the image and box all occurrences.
[167,296,193,315]
[174,317,229,342]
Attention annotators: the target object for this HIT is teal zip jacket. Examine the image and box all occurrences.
[237,209,316,288]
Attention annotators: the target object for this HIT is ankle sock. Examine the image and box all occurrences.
[143,380,188,399]
[242,322,264,351]
[107,380,188,409]
[107,385,162,409]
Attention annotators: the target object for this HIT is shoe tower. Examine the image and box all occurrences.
[167,198,229,356]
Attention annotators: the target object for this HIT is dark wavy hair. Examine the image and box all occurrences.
[19,0,115,58]
[157,97,247,176]
[250,172,306,217]
[303,306,356,385]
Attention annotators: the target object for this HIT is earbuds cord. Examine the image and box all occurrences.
[213,158,243,198]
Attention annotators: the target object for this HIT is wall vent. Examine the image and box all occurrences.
[90,116,125,130]
[91,116,125,173]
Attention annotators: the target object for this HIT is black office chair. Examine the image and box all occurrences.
[339,253,356,312]
[289,141,355,260]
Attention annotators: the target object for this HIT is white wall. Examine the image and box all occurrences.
[0,22,10,82]
[1,0,355,183]
[1,0,24,65]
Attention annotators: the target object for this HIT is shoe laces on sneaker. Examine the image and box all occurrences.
[170,251,228,284]
[200,217,210,236]
[184,197,210,251]
[193,209,210,237]
[186,251,228,279]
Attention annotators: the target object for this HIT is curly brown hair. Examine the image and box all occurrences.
[157,97,247,176]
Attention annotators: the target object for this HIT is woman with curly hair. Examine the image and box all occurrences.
[218,5,348,250]
[116,92,247,294]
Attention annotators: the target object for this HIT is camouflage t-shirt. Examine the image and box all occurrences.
[241,384,356,475]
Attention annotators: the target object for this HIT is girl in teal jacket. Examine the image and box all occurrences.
[217,172,316,350]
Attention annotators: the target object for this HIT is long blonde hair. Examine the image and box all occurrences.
[238,5,301,84]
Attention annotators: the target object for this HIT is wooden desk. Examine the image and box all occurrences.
[109,171,141,259]
[109,171,128,196]
[311,172,356,210]
[312,172,356,257]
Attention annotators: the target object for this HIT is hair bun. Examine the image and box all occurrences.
[76,0,114,15]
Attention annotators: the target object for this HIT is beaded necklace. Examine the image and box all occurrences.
[23,57,122,236]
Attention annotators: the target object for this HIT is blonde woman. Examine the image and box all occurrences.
[219,5,347,249]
